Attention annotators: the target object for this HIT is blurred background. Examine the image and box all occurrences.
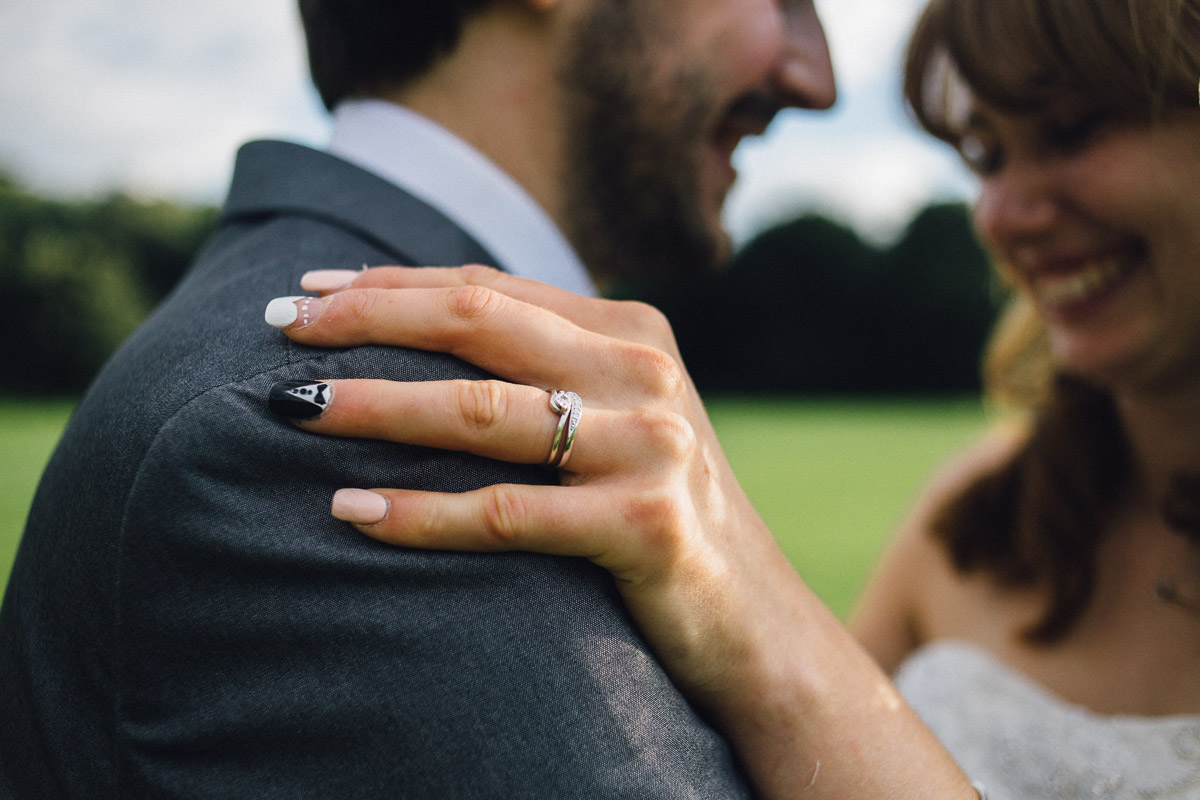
[2,1,972,234]
[0,0,996,613]
[0,0,991,394]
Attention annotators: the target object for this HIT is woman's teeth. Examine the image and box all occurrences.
[1034,257,1126,307]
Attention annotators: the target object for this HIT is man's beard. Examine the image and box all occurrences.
[558,3,731,285]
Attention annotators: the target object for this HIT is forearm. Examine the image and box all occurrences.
[705,546,974,799]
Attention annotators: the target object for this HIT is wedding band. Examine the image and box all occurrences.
[546,390,582,468]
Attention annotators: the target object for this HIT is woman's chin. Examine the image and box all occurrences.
[1048,332,1172,391]
[1048,330,1143,386]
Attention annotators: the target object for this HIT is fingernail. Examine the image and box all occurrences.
[269,380,333,420]
[265,296,325,329]
[300,269,360,292]
[332,489,389,525]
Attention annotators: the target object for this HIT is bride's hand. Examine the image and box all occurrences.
[267,265,783,699]
[264,265,975,799]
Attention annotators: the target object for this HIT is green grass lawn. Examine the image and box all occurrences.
[0,397,989,615]
[1,398,77,599]
[709,397,989,617]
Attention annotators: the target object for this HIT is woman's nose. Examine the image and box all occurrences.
[973,165,1062,249]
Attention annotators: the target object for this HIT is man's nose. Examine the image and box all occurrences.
[775,2,837,110]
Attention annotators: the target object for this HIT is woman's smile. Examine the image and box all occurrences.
[1017,245,1142,321]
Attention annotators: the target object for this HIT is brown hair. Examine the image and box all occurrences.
[904,0,1200,642]
[905,0,1200,143]
[298,0,495,111]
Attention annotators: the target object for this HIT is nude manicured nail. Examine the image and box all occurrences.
[265,296,324,329]
[300,269,360,292]
[332,489,389,525]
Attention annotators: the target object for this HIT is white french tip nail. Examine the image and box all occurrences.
[265,296,304,328]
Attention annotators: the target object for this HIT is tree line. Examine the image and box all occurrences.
[1,175,217,393]
[0,173,999,396]
[619,204,1000,394]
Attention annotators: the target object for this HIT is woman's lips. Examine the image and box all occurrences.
[1030,254,1130,309]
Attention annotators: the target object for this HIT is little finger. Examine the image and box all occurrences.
[330,484,648,580]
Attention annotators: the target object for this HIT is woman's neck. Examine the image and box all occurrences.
[1114,386,1200,501]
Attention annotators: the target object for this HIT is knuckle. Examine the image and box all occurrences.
[622,342,687,403]
[634,408,697,460]
[455,380,509,432]
[344,289,382,329]
[446,284,504,325]
[479,485,528,546]
[620,300,676,345]
[624,489,688,556]
[624,406,697,460]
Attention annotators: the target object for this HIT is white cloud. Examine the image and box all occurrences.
[817,0,926,93]
[0,0,328,199]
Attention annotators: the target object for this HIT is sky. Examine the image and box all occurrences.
[0,0,977,246]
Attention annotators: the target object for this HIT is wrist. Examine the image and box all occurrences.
[704,577,976,799]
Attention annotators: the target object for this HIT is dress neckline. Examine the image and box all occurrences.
[900,639,1200,725]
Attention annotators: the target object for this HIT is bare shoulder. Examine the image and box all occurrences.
[850,419,1029,673]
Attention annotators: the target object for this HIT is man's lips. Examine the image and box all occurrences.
[713,92,779,156]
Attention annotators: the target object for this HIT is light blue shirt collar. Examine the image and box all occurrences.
[328,99,596,297]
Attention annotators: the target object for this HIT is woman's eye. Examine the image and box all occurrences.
[1045,110,1107,152]
[959,134,1001,175]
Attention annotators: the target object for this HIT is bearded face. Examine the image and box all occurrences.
[558,4,742,284]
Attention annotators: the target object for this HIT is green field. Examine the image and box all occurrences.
[0,397,989,615]
[708,397,988,616]
[1,399,77,599]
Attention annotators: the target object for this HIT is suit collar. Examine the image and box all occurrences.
[221,140,497,268]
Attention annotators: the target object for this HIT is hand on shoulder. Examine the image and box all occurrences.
[262,265,981,799]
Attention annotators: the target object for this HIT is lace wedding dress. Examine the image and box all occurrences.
[894,641,1200,799]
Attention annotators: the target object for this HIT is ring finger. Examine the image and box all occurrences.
[267,378,617,473]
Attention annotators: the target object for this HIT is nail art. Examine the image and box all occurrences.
[269,380,333,420]
[265,296,323,329]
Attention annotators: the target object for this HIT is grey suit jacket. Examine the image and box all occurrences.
[0,141,751,798]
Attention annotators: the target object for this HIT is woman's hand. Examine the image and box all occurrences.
[268,265,776,695]
[265,265,976,799]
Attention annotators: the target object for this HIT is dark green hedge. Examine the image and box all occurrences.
[1,173,995,395]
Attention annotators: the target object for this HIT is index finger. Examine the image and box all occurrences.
[265,286,660,403]
[301,264,676,350]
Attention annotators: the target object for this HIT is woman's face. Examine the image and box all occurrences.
[965,97,1200,393]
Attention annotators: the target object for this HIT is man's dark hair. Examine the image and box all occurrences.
[299,1,494,111]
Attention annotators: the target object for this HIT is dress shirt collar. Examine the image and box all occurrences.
[327,99,596,297]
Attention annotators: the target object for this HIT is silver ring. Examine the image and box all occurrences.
[546,390,582,468]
